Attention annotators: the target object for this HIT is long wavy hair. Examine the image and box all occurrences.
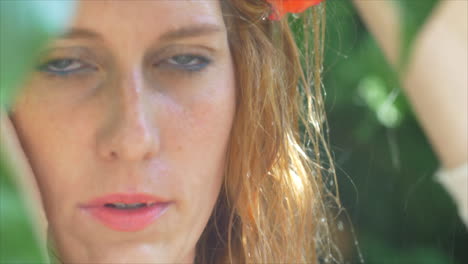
[195,1,341,263]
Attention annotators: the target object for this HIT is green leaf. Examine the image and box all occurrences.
[0,0,77,108]
[0,150,44,263]
[0,1,76,262]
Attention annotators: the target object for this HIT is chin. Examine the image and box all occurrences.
[57,243,189,264]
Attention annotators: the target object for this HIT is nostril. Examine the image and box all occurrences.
[96,107,160,162]
[143,149,156,161]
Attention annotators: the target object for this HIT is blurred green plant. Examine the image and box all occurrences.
[357,75,403,129]
[0,153,44,263]
[0,1,76,262]
[322,0,467,263]
[0,0,76,107]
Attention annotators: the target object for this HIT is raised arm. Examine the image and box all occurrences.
[352,0,467,169]
[351,0,468,226]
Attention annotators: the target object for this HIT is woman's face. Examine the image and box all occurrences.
[10,1,235,263]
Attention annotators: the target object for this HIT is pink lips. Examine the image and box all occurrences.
[80,193,171,232]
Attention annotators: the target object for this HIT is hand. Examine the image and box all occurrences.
[0,109,49,261]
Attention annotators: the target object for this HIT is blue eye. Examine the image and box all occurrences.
[38,58,93,76]
[163,55,211,72]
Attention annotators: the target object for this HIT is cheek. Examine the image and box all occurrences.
[166,76,235,182]
[164,60,236,163]
[188,96,235,147]
[163,71,236,216]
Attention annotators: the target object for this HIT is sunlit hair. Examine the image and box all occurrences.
[196,0,341,263]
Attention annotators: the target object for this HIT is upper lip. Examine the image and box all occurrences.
[81,193,169,208]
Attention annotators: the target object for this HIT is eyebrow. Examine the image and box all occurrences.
[158,24,224,42]
[58,28,102,40]
[57,24,224,42]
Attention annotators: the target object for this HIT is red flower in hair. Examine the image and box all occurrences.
[266,0,325,20]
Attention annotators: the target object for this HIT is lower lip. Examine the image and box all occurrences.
[83,203,170,232]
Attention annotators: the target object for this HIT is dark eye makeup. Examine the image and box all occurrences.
[37,58,95,76]
[156,54,212,72]
[37,53,212,77]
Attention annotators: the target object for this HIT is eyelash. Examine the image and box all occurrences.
[37,59,94,76]
[37,54,212,77]
[157,55,212,72]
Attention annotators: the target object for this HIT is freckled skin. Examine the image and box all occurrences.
[10,1,236,263]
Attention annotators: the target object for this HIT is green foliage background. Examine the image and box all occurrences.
[0,0,466,263]
[323,1,468,263]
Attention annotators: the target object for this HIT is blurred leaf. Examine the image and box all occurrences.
[0,150,44,263]
[1,1,76,262]
[0,0,76,107]
[357,75,403,128]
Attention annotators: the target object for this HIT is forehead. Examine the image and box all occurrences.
[71,0,225,39]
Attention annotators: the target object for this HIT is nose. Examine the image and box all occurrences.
[96,70,159,162]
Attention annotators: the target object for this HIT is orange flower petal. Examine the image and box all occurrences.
[266,0,325,20]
